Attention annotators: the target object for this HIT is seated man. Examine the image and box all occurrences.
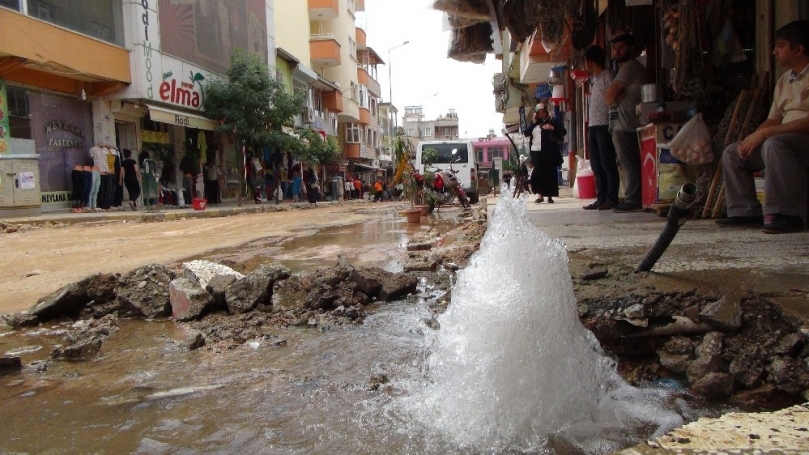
[717,20,809,234]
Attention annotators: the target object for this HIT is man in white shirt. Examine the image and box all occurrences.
[717,20,809,234]
[583,45,619,211]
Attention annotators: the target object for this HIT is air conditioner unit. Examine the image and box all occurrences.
[303,107,314,123]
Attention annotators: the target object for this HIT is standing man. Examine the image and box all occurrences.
[717,20,809,234]
[605,34,647,212]
[583,45,620,211]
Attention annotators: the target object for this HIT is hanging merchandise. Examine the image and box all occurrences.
[432,0,491,21]
[712,18,747,67]
[442,12,481,30]
[447,21,493,64]
[668,113,714,165]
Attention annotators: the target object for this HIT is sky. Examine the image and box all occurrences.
[358,0,504,139]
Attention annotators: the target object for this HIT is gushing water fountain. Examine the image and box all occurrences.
[404,188,686,453]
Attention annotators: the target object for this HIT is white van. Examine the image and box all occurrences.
[415,140,479,203]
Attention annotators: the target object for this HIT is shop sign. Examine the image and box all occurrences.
[326,164,340,173]
[142,130,170,144]
[124,0,220,112]
[45,120,84,149]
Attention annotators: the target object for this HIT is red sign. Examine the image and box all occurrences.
[159,78,201,108]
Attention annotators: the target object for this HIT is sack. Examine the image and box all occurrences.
[669,113,714,165]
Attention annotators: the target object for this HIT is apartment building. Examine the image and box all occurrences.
[307,0,384,178]
[402,105,459,149]
[0,0,275,210]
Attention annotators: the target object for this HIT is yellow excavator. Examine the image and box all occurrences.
[390,135,416,186]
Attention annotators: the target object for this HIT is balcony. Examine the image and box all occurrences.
[344,143,361,159]
[308,0,338,21]
[359,107,370,124]
[324,90,343,113]
[0,8,130,97]
[310,34,341,67]
[355,27,366,50]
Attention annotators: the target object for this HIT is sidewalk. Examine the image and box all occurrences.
[488,191,809,320]
[0,198,370,227]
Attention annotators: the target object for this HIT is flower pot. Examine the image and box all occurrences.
[415,204,429,216]
[402,208,422,224]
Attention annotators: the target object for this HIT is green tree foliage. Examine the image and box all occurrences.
[295,129,342,165]
[202,48,306,202]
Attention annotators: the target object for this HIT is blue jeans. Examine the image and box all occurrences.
[589,125,620,204]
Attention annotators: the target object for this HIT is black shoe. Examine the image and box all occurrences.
[612,202,642,213]
[583,201,602,210]
[715,215,764,227]
[534,198,544,203]
[761,215,804,234]
[547,198,554,203]
[597,200,618,211]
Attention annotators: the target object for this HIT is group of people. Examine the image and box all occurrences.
[543,20,807,236]
[71,145,143,213]
[578,34,648,213]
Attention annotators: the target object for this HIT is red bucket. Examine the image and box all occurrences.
[191,198,207,210]
[576,171,596,199]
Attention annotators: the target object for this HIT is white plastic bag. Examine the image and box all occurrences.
[669,113,714,165]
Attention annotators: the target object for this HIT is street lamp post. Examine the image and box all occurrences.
[387,40,409,129]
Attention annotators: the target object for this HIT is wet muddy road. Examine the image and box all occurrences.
[0,202,434,315]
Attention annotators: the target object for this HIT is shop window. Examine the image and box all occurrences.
[0,0,21,11]
[30,1,55,21]
[91,21,112,42]
[27,0,123,46]
[6,86,31,139]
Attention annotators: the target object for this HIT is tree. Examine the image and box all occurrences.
[203,48,306,205]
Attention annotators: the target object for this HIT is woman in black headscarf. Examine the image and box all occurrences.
[523,103,566,203]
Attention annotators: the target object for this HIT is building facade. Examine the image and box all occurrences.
[0,0,277,210]
[402,105,459,150]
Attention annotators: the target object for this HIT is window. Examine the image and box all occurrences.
[31,1,55,21]
[0,0,21,11]
[405,129,415,137]
[359,85,369,109]
[349,37,357,60]
[422,143,470,163]
[476,148,484,163]
[350,81,358,101]
[91,22,113,42]
[329,112,338,132]
[490,147,504,159]
[346,123,363,143]
[423,128,432,137]
[6,86,31,139]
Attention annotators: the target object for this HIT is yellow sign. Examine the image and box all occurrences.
[142,130,170,144]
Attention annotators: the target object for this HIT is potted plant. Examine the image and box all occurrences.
[392,134,422,223]
[418,147,439,214]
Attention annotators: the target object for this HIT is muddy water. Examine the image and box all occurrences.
[179,210,463,273]
[0,211,475,454]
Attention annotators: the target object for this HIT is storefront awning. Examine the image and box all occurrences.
[352,163,383,172]
[146,104,218,131]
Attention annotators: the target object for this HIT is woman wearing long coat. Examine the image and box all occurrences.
[522,103,567,203]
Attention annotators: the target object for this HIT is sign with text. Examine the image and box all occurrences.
[120,1,222,112]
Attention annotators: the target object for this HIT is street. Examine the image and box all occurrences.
[0,203,395,314]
